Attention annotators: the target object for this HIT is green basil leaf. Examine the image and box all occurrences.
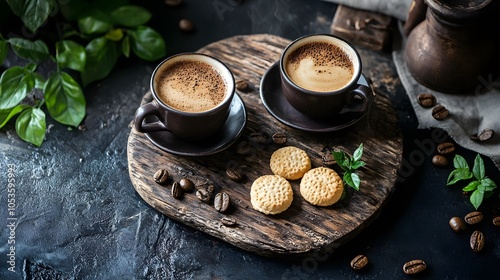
[33,72,46,89]
[353,143,363,162]
[462,180,479,192]
[129,26,166,61]
[15,107,46,146]
[472,154,485,180]
[0,104,30,128]
[56,40,86,72]
[105,28,124,41]
[469,189,484,210]
[453,154,469,169]
[0,66,35,109]
[111,5,151,27]
[78,9,113,35]
[480,178,497,191]
[81,37,117,85]
[350,160,366,170]
[350,172,360,191]
[44,71,86,126]
[332,150,345,168]
[8,38,50,62]
[0,39,8,65]
[447,168,472,185]
[121,35,130,58]
[21,0,52,33]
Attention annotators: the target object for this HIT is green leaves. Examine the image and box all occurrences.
[6,0,52,33]
[0,65,36,109]
[111,5,151,27]
[56,40,86,72]
[44,71,86,127]
[332,143,365,191]
[81,37,118,86]
[15,107,46,147]
[447,154,497,210]
[128,26,166,61]
[8,38,50,62]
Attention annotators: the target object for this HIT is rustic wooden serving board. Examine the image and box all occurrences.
[127,34,403,258]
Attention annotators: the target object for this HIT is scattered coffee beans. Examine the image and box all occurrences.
[432,154,449,167]
[492,216,500,227]
[236,80,250,92]
[464,211,483,225]
[196,188,211,203]
[179,178,194,192]
[322,152,336,166]
[171,181,183,199]
[449,216,466,233]
[249,132,269,144]
[471,128,495,142]
[179,19,194,32]
[214,192,231,212]
[350,254,368,270]
[236,141,252,155]
[417,93,436,108]
[221,217,237,227]
[403,259,426,275]
[272,133,287,144]
[437,142,455,155]
[432,105,449,120]
[226,167,243,181]
[153,169,169,184]
[470,230,485,253]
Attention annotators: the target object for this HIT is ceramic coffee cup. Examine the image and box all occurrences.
[134,53,235,141]
[280,34,372,118]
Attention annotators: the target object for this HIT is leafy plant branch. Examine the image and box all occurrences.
[0,0,166,146]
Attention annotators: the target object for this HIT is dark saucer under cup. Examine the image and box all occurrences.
[143,93,247,156]
[260,62,374,132]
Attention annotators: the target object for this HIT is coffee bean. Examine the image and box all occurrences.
[171,181,183,199]
[432,154,448,167]
[153,169,169,184]
[179,19,194,32]
[165,0,182,6]
[196,188,211,203]
[464,211,483,225]
[350,254,368,270]
[249,132,269,144]
[472,128,495,142]
[417,93,436,108]
[470,230,485,253]
[322,152,336,166]
[492,216,500,227]
[236,80,249,92]
[236,141,252,155]
[179,178,194,192]
[207,184,215,193]
[437,142,455,155]
[272,133,287,144]
[221,217,237,227]
[214,192,231,212]
[403,259,426,275]
[449,216,466,233]
[432,105,449,120]
[226,167,243,181]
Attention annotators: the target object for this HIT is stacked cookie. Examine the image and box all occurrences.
[250,146,344,215]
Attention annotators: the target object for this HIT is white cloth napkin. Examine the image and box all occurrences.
[323,0,500,169]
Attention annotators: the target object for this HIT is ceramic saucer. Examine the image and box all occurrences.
[260,62,374,132]
[144,94,247,156]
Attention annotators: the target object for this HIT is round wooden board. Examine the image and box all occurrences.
[127,34,403,258]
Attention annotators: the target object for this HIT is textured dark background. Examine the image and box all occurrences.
[1,0,499,279]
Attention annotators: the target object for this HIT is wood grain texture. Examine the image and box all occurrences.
[127,34,403,258]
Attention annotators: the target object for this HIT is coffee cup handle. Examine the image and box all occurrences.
[134,101,168,133]
[341,85,372,114]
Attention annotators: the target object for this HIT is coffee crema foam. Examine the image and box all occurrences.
[285,42,354,92]
[156,60,226,112]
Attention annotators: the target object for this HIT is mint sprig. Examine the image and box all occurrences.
[332,143,365,191]
[447,154,497,209]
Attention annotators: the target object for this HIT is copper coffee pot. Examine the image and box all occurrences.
[404,0,499,93]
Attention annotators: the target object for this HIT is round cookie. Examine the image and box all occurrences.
[270,146,311,180]
[250,175,294,215]
[300,167,344,206]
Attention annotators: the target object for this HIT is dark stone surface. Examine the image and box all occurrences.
[1,0,499,279]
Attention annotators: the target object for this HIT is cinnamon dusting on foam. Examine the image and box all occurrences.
[156,60,226,112]
[286,42,354,92]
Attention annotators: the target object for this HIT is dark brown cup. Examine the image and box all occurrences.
[280,34,372,118]
[134,53,235,141]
